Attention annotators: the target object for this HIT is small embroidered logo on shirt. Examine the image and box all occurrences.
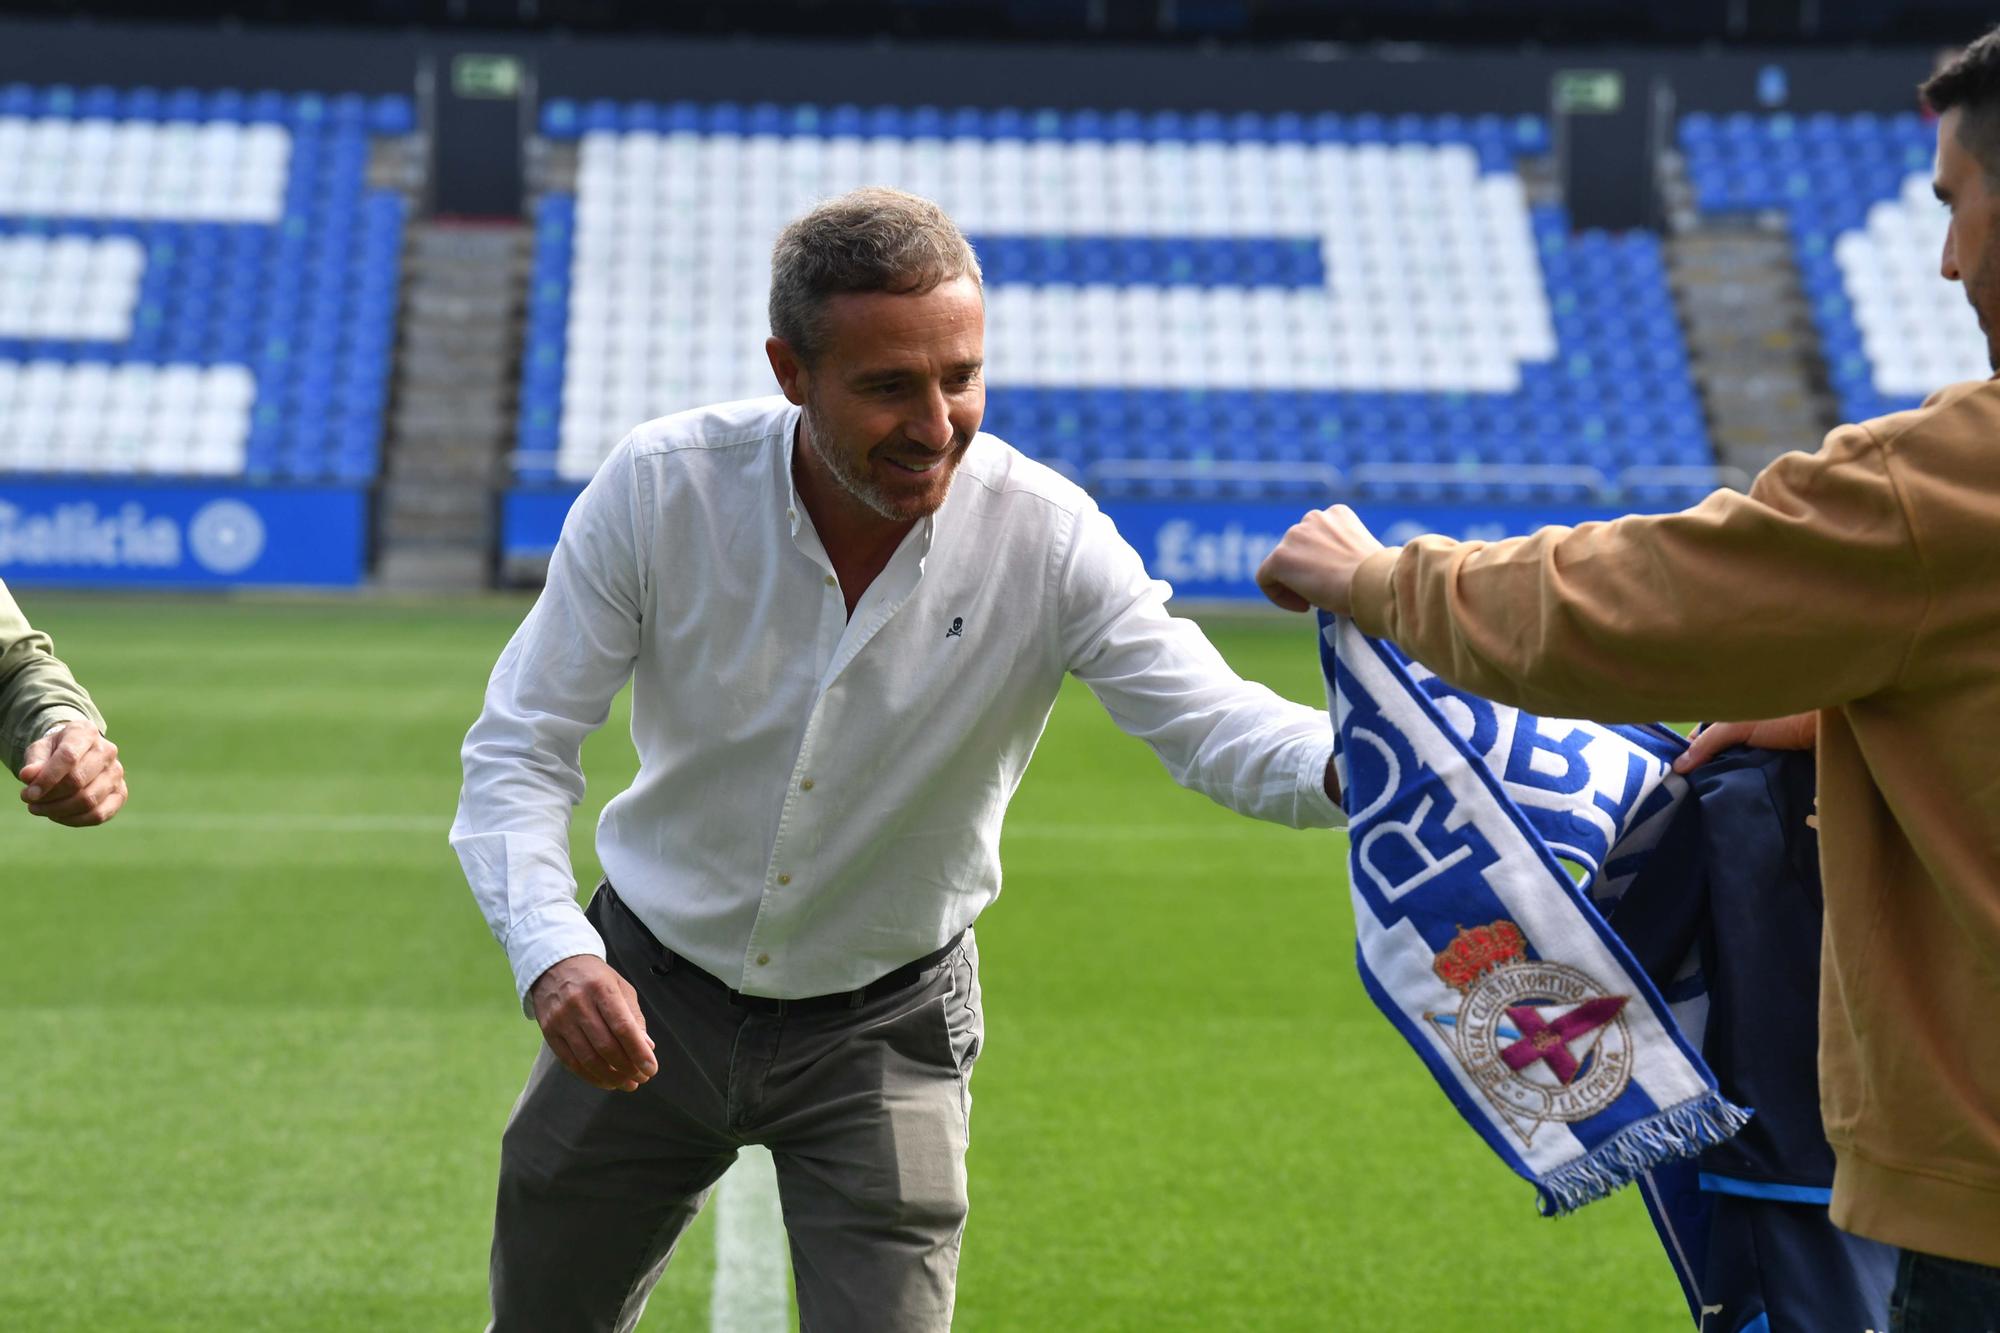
[945,617,964,639]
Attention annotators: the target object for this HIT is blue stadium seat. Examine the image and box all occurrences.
[540,98,581,138]
[704,101,747,134]
[0,83,411,485]
[369,95,415,135]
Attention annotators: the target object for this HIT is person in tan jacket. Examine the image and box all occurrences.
[1257,34,2000,1331]
[1,578,124,827]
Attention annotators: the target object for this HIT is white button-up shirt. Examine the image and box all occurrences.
[452,396,1341,1003]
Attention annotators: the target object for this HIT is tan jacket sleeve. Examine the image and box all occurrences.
[1348,423,1927,723]
[0,580,104,774]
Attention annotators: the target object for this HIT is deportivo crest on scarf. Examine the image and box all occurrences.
[1427,921,1634,1140]
[1319,613,1748,1215]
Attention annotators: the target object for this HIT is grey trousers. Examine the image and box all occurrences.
[488,885,983,1333]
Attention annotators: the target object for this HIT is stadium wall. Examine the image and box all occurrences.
[0,16,1949,214]
[0,480,366,587]
[0,18,1949,116]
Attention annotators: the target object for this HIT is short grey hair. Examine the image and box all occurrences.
[768,187,983,362]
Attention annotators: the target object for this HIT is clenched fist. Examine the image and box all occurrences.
[1255,504,1388,616]
[18,721,125,826]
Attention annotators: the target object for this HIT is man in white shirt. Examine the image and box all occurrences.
[453,187,1342,1332]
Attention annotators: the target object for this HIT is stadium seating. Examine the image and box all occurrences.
[1679,110,1987,424]
[0,85,415,482]
[521,100,1716,506]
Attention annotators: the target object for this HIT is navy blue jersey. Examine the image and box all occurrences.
[1612,747,1895,1331]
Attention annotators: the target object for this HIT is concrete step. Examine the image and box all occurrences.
[394,325,519,362]
[391,430,514,458]
[405,289,518,323]
[378,510,491,547]
[407,224,529,263]
[388,435,503,462]
[499,554,553,588]
[389,453,508,486]
[1674,285,1799,312]
[374,545,493,591]
[406,263,529,291]
[527,141,579,196]
[381,476,490,514]
[366,138,427,193]
[392,405,511,438]
[1703,394,1823,421]
[1701,366,1821,392]
[398,375,514,404]
[398,372,513,401]
[1715,424,1817,452]
[387,438,504,467]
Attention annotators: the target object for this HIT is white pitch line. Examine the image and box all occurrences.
[102,812,447,833]
[711,1145,790,1333]
[85,812,1327,842]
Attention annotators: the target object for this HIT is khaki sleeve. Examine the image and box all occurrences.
[0,580,105,774]
[1348,424,1927,723]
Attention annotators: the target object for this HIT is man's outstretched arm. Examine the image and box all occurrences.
[1258,424,1928,727]
[1059,503,1344,829]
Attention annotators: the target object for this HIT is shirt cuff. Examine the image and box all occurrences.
[1350,547,1403,639]
[1295,739,1346,828]
[506,902,608,1017]
[36,709,92,737]
[11,707,93,774]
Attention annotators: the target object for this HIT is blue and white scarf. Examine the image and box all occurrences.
[1320,613,1748,1215]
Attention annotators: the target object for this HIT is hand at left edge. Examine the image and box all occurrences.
[18,722,126,826]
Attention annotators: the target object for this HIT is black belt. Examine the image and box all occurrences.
[603,883,964,1014]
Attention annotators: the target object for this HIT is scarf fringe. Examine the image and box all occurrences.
[1535,1093,1753,1217]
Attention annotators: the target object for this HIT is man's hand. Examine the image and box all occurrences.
[1255,505,1388,616]
[529,955,659,1092]
[1671,713,1818,775]
[18,722,126,826]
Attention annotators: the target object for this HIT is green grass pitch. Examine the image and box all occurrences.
[0,593,1690,1331]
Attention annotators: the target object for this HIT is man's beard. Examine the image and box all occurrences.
[1974,269,2000,372]
[801,397,962,522]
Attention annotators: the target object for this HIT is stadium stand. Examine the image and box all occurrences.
[518,100,1719,508]
[0,84,414,483]
[1678,110,1989,427]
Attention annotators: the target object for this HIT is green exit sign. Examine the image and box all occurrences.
[453,54,522,100]
[1553,70,1624,115]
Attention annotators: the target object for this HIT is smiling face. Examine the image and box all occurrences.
[768,275,987,530]
[1935,106,2000,369]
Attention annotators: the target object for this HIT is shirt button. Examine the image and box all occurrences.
[787,508,797,522]
[777,873,791,885]
[824,574,837,588]
[756,952,770,966]
[800,778,814,791]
